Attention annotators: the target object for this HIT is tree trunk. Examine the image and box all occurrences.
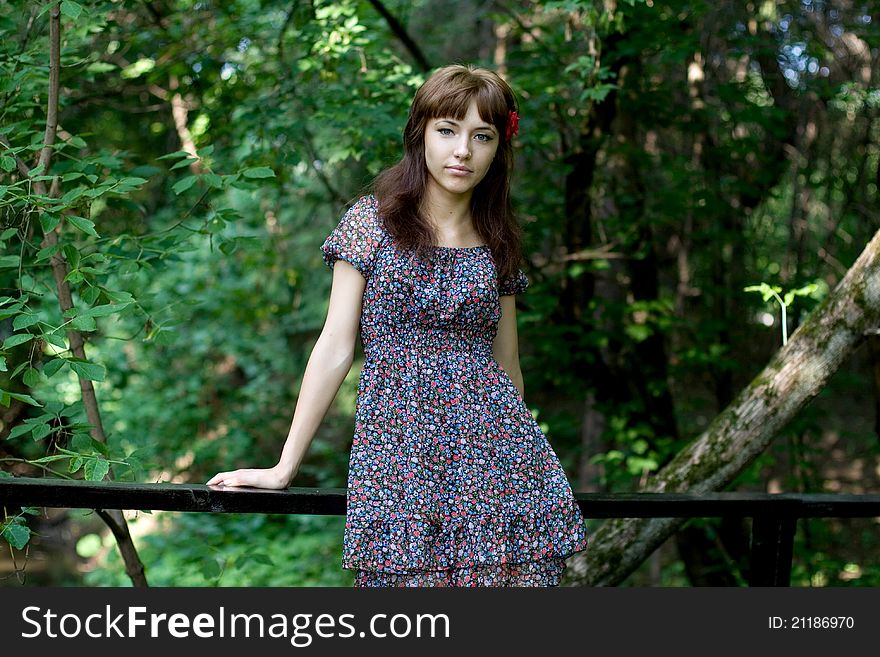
[7,3,149,587]
[563,227,880,586]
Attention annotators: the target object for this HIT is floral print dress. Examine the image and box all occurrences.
[321,195,589,587]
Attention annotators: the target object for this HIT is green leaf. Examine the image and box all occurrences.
[83,303,130,318]
[70,315,97,332]
[60,186,85,205]
[743,282,782,303]
[0,255,20,268]
[31,424,52,441]
[67,215,100,237]
[0,304,22,318]
[0,355,6,371]
[43,333,67,350]
[60,1,83,20]
[7,424,33,440]
[69,456,84,474]
[0,156,15,172]
[84,186,113,199]
[118,177,148,187]
[35,243,62,261]
[625,324,653,342]
[67,358,105,381]
[1,521,30,550]
[5,391,42,407]
[104,290,135,304]
[792,283,819,298]
[2,333,32,349]
[172,175,198,195]
[63,244,80,268]
[12,313,40,330]
[42,358,67,377]
[81,286,101,305]
[40,212,62,233]
[156,150,191,161]
[90,438,109,457]
[152,326,177,345]
[219,238,238,255]
[240,552,274,567]
[241,166,275,179]
[64,270,85,285]
[0,228,17,240]
[199,556,223,580]
[84,456,109,481]
[22,367,43,387]
[70,433,93,451]
[170,158,198,170]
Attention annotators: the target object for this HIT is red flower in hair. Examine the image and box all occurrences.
[506,110,520,140]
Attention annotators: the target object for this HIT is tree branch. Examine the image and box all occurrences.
[366,0,431,72]
[22,3,149,588]
[36,3,61,180]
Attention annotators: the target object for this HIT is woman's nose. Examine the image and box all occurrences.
[453,137,471,158]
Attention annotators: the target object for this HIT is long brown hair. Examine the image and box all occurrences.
[372,64,523,283]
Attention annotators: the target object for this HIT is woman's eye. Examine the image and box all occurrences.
[438,127,453,136]
[475,133,493,142]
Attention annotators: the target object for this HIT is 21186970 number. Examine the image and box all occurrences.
[769,616,854,629]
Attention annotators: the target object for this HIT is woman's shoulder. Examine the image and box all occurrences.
[346,193,379,216]
[342,194,385,233]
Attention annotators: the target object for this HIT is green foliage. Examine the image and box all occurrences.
[744,281,823,345]
[83,512,352,587]
[1,0,876,587]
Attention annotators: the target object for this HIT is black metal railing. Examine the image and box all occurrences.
[2,476,879,586]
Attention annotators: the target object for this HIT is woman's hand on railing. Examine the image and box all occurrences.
[206,465,292,490]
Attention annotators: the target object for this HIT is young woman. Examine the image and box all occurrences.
[207,64,589,587]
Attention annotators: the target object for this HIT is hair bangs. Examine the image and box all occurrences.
[420,74,511,130]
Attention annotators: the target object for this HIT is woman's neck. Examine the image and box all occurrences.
[421,184,474,235]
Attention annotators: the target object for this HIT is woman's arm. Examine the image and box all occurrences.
[206,260,366,489]
[492,295,525,399]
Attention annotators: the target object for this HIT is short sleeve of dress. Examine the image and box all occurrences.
[320,195,385,280]
[498,268,529,296]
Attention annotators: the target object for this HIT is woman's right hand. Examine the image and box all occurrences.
[205,465,292,490]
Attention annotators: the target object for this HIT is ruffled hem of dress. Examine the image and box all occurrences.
[353,557,567,587]
[341,506,589,573]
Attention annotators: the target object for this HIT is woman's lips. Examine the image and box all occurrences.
[446,166,472,175]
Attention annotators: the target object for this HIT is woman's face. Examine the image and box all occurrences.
[423,99,499,202]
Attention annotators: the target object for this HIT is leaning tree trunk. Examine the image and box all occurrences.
[563,227,880,586]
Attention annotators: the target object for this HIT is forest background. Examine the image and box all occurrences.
[1,0,879,587]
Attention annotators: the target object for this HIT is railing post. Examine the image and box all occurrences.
[749,515,797,586]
